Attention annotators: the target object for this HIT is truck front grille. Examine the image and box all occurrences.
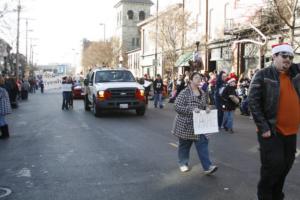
[108,88,136,100]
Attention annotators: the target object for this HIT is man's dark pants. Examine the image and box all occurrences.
[257,133,297,200]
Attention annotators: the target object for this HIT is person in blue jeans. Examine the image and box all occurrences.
[172,72,218,174]
[153,74,164,108]
[214,71,227,129]
[221,78,239,133]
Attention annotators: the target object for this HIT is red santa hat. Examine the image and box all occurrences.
[271,43,294,55]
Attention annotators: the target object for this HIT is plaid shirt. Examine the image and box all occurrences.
[172,85,208,140]
[0,88,12,116]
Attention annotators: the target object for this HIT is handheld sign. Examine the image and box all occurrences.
[193,109,219,135]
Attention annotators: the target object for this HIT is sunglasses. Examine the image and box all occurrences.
[278,52,294,60]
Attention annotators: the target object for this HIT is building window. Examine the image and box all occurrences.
[136,38,140,46]
[297,7,300,17]
[127,10,134,20]
[132,38,135,47]
[139,11,145,21]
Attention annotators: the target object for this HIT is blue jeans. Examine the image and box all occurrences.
[0,115,6,126]
[154,92,163,108]
[223,111,234,129]
[217,109,224,128]
[62,92,69,109]
[178,136,212,171]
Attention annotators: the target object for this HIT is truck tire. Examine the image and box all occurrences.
[136,107,146,116]
[84,95,90,111]
[93,101,102,117]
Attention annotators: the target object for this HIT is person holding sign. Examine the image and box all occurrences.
[172,72,218,175]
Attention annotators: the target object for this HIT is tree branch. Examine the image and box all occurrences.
[273,0,293,28]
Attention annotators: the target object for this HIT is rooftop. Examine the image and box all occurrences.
[114,0,153,8]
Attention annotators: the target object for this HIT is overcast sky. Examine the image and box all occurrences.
[1,0,178,66]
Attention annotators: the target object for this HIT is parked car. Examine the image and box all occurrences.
[83,68,146,117]
[72,81,84,99]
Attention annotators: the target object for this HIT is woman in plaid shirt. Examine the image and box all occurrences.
[172,72,218,174]
[0,75,12,139]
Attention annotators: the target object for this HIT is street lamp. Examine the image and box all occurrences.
[30,44,36,67]
[25,18,35,65]
[26,28,33,64]
[29,38,38,66]
[16,0,21,80]
[99,23,106,42]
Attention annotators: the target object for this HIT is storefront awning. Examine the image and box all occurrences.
[175,52,193,67]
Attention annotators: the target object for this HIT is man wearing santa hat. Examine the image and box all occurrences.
[248,43,300,200]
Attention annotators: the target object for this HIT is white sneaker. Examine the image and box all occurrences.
[204,165,218,175]
[179,165,189,172]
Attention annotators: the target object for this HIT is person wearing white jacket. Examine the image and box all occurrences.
[61,77,72,110]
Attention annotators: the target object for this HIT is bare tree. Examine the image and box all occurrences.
[247,0,300,51]
[0,1,17,43]
[0,2,9,19]
[252,1,299,45]
[271,0,300,50]
[110,36,122,67]
[149,5,196,75]
[81,37,124,73]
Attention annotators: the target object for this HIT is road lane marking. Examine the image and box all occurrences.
[296,149,300,157]
[16,168,31,178]
[249,145,259,153]
[0,187,12,198]
[169,143,178,148]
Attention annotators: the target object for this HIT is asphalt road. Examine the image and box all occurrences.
[0,89,299,200]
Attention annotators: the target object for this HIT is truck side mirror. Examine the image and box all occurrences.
[84,79,89,86]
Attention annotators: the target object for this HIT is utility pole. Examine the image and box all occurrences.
[29,42,33,66]
[16,0,21,80]
[182,0,185,54]
[205,0,208,71]
[25,19,28,64]
[31,45,33,66]
[154,0,158,76]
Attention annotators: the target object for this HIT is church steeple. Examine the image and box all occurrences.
[114,0,153,52]
[114,0,153,8]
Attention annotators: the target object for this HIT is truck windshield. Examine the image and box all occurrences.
[95,71,136,83]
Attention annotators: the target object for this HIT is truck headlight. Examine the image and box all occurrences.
[139,89,145,96]
[98,91,105,98]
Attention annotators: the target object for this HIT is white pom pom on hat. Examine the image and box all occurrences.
[227,78,236,84]
[271,43,294,55]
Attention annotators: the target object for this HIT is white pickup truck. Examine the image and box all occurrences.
[83,68,146,117]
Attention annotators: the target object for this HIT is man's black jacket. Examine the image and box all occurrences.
[248,63,300,135]
[153,79,163,93]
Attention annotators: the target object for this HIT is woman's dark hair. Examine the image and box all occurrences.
[190,72,201,80]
